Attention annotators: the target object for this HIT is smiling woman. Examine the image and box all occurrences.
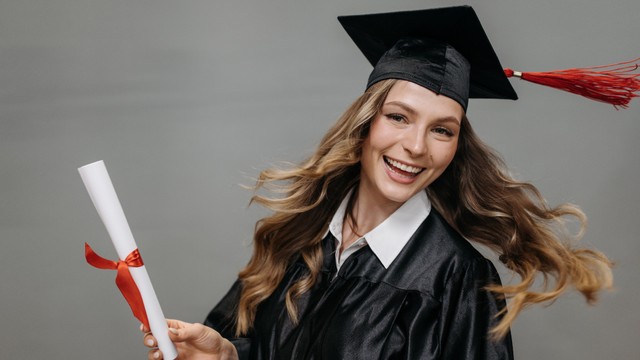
[140,6,616,360]
[202,78,518,359]
[360,81,463,209]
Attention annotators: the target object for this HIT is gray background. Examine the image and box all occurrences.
[1,0,638,359]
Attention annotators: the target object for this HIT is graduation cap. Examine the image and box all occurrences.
[339,6,640,110]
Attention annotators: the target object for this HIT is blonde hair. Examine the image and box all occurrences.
[427,116,613,338]
[234,79,396,335]
[234,79,613,338]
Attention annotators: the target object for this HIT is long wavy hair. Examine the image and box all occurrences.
[234,79,613,338]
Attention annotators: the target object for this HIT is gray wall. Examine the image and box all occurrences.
[1,0,638,359]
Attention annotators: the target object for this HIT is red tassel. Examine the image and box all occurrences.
[505,58,640,109]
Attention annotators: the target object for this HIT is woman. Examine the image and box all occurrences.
[143,6,613,360]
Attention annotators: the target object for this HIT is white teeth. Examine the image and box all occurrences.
[386,157,423,174]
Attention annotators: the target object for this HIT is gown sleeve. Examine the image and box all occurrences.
[439,258,514,360]
[203,279,252,360]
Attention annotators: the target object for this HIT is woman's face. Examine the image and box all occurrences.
[360,80,463,208]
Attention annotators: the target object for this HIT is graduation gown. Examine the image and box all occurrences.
[204,210,514,359]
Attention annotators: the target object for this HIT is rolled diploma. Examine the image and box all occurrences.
[79,160,178,360]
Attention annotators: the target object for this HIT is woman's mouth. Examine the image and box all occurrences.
[383,156,425,178]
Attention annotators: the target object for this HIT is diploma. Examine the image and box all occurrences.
[79,160,178,360]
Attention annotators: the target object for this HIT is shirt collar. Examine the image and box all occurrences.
[325,189,431,269]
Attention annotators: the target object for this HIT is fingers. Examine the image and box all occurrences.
[147,349,163,360]
[167,322,213,343]
[140,323,150,333]
[141,319,185,332]
[143,332,157,348]
[141,319,183,348]
[165,319,187,330]
[166,325,187,342]
[143,320,226,359]
[168,323,234,357]
[141,321,173,359]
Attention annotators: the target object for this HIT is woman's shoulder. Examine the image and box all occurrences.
[405,208,489,263]
[382,208,499,297]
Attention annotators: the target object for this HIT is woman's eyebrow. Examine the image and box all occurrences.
[434,117,462,127]
[383,101,417,115]
[384,101,461,126]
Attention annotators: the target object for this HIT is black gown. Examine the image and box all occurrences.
[204,210,514,359]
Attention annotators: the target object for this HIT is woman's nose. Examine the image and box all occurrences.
[403,131,428,157]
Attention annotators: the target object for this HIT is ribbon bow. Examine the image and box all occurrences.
[84,242,150,329]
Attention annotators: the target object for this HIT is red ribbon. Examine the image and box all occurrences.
[85,242,150,329]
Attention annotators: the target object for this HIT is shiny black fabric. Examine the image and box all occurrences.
[205,210,514,359]
[338,6,519,111]
[367,38,471,110]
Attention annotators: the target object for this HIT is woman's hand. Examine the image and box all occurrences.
[142,319,239,360]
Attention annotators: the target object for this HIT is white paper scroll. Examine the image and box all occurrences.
[79,160,178,360]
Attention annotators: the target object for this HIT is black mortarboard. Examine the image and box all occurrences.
[338,6,518,111]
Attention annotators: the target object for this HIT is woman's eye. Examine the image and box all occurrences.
[433,127,454,137]
[385,113,406,122]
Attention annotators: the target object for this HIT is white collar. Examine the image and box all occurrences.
[325,189,431,268]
